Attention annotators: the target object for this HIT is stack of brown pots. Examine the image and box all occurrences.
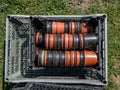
[35,21,98,67]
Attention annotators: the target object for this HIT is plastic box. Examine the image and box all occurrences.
[4,14,107,86]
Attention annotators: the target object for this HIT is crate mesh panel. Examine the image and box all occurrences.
[12,83,105,90]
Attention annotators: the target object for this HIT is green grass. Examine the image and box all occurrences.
[0,0,120,90]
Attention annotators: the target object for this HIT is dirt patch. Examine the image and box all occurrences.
[113,74,120,85]
[67,0,95,10]
[112,57,120,88]
[111,74,120,90]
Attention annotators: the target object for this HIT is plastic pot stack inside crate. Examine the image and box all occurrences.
[34,19,99,67]
[4,14,107,85]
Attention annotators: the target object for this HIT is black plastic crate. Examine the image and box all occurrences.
[4,14,107,86]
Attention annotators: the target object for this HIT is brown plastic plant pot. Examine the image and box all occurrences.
[65,51,70,66]
[84,50,98,66]
[52,22,57,34]
[71,51,75,66]
[69,22,72,33]
[44,50,47,66]
[56,22,65,34]
[70,51,79,66]
[71,22,75,33]
[70,50,98,67]
[79,34,84,49]
[37,33,97,50]
[67,51,71,66]
[49,34,54,49]
[52,22,64,34]
[36,50,98,67]
[68,34,73,50]
[48,21,93,34]
[69,22,93,34]
[35,32,40,46]
[64,34,69,50]
[69,22,75,34]
[80,22,93,34]
[45,34,49,49]
[76,51,80,66]
[80,22,88,33]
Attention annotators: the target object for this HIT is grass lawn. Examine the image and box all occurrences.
[0,0,120,90]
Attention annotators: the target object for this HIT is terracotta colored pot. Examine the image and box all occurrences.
[52,22,64,34]
[36,50,98,67]
[47,21,93,34]
[36,33,97,50]
[35,32,40,46]
[84,50,98,66]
